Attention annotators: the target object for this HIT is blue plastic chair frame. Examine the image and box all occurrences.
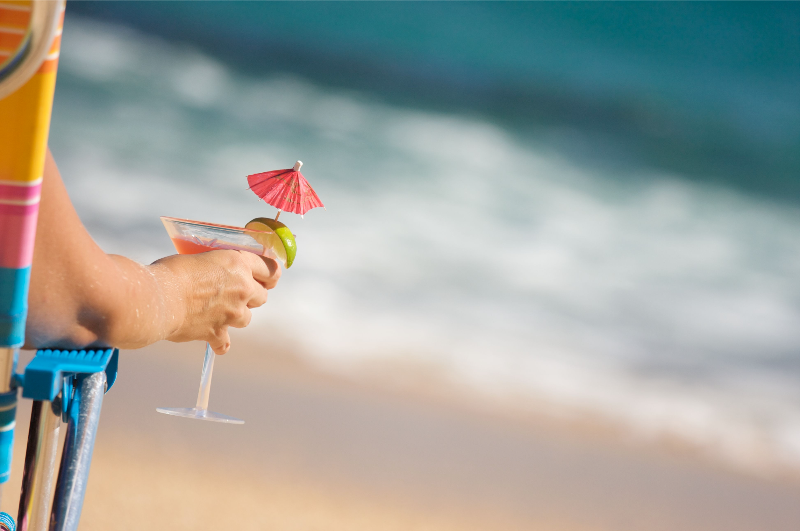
[20,348,118,403]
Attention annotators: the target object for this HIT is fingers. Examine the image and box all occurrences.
[230,306,252,328]
[247,278,268,309]
[240,252,282,289]
[209,305,249,355]
[209,327,231,355]
[209,250,270,309]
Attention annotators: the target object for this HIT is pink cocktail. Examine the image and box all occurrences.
[161,216,279,260]
[157,217,280,424]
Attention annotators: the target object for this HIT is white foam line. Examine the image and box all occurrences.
[0,26,25,35]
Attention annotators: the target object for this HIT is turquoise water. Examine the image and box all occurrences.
[49,6,800,476]
[68,2,800,199]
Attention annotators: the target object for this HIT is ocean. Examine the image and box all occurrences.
[49,4,800,478]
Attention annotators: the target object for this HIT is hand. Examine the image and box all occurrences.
[151,250,281,354]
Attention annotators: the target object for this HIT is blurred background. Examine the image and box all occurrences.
[11,2,800,530]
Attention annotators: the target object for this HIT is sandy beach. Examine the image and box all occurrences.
[2,339,800,531]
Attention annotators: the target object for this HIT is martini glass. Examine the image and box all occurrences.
[156,216,281,424]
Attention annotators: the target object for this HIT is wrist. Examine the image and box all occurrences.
[146,259,189,342]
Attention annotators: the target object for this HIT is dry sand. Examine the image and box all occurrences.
[2,339,800,530]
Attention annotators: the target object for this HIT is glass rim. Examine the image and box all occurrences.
[160,216,274,235]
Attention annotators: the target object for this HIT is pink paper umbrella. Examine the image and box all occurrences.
[247,161,324,219]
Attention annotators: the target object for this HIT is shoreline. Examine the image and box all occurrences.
[227,331,800,486]
[3,340,799,530]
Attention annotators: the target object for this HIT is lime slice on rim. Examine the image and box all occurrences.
[246,217,297,268]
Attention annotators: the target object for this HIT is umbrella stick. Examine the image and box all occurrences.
[275,211,281,221]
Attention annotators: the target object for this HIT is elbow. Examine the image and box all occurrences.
[24,319,109,352]
[24,305,119,351]
[74,307,115,348]
[75,306,144,351]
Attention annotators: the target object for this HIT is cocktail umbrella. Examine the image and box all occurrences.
[247,161,324,219]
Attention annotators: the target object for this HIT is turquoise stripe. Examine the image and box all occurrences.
[0,391,16,485]
[0,267,30,348]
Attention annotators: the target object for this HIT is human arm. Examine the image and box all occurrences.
[23,149,280,354]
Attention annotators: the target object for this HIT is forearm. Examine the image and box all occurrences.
[25,252,187,350]
[88,255,186,349]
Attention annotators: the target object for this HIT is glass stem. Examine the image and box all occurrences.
[195,343,215,411]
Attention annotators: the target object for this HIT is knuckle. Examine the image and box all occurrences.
[231,286,248,304]
[212,325,228,341]
[222,250,247,272]
[224,307,240,323]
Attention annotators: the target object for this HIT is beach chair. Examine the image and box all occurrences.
[1,2,117,530]
[16,348,118,531]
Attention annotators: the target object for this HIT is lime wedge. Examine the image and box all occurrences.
[245,217,297,268]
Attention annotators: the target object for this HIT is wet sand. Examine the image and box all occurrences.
[2,340,800,530]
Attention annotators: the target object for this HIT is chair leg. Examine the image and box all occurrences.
[49,372,106,531]
[17,399,61,531]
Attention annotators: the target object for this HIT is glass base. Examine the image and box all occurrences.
[156,407,244,424]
